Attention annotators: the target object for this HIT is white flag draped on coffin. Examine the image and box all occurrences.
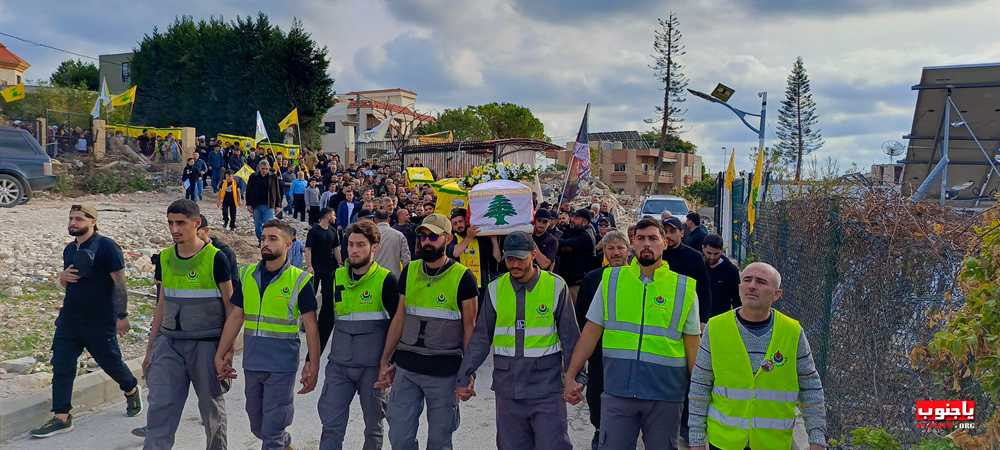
[469,180,534,236]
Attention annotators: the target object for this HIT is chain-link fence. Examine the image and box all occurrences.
[748,182,993,445]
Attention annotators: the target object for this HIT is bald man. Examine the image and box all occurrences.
[687,263,828,450]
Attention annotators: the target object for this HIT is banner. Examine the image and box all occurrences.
[278,107,298,132]
[469,180,533,236]
[111,85,137,107]
[431,178,468,216]
[560,103,590,203]
[1,83,25,103]
[216,133,256,151]
[722,149,736,256]
[254,110,269,143]
[106,124,181,139]
[405,167,434,187]
[234,164,255,183]
[747,146,765,234]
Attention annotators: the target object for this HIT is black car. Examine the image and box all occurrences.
[0,126,56,207]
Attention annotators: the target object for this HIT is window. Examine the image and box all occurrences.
[641,163,649,173]
[324,121,337,134]
[614,163,626,172]
[15,74,21,84]
[121,62,131,84]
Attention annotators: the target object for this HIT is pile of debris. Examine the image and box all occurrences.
[538,168,640,228]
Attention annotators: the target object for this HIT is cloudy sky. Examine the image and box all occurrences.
[3,0,999,172]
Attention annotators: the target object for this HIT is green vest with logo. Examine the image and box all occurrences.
[159,243,224,339]
[239,262,312,340]
[397,260,468,356]
[489,271,561,358]
[334,263,391,323]
[706,309,800,450]
[599,262,696,400]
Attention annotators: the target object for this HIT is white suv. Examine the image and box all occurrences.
[637,195,689,222]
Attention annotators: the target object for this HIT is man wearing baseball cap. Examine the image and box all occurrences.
[32,204,142,438]
[556,208,599,303]
[531,209,559,271]
[377,213,479,450]
[455,231,580,450]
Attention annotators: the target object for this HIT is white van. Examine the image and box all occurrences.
[637,195,690,222]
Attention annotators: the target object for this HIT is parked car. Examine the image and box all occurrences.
[637,195,690,222]
[0,126,56,207]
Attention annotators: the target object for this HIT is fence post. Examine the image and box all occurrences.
[92,119,107,160]
[36,117,47,150]
[180,127,197,162]
[816,199,842,380]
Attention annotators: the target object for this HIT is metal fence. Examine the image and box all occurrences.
[748,183,992,444]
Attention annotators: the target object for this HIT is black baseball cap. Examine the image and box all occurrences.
[357,209,374,220]
[573,208,593,222]
[198,214,209,229]
[534,209,554,221]
[503,231,536,259]
[662,216,683,230]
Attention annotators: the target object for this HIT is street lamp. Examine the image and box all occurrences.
[688,85,767,156]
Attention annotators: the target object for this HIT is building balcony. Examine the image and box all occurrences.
[635,173,674,184]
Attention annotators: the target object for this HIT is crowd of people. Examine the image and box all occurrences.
[29,154,829,450]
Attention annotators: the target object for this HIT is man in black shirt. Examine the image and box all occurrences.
[531,208,559,271]
[701,234,741,318]
[31,204,141,438]
[557,209,599,303]
[377,213,478,450]
[682,212,708,253]
[661,217,713,324]
[305,208,343,355]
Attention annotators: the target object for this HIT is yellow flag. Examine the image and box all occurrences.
[747,147,765,234]
[278,108,299,132]
[234,164,255,183]
[724,149,736,191]
[1,83,25,103]
[111,85,137,107]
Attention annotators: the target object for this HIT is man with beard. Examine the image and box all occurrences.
[213,219,319,450]
[143,199,234,450]
[571,230,630,450]
[376,213,479,450]
[318,221,399,450]
[701,234,741,318]
[531,209,559,271]
[563,218,700,450]
[454,232,580,450]
[449,208,501,294]
[556,209,598,303]
[31,204,142,438]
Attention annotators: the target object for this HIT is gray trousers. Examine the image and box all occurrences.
[245,370,295,450]
[599,394,682,450]
[318,361,386,450]
[386,367,460,450]
[496,395,572,450]
[144,335,227,450]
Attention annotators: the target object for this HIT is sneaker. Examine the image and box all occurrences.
[131,426,146,437]
[30,416,73,438]
[125,388,142,417]
[591,429,599,450]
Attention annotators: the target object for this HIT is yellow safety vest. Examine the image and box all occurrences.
[397,260,469,356]
[240,262,312,340]
[706,309,801,450]
[159,243,224,339]
[489,271,561,357]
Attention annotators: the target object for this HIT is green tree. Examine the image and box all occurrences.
[483,194,517,225]
[416,102,546,141]
[50,60,99,90]
[640,129,696,154]
[775,56,823,181]
[0,82,96,129]
[676,176,717,207]
[649,11,688,193]
[130,14,334,142]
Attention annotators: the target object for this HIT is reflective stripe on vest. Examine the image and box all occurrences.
[397,260,469,356]
[159,244,224,339]
[240,261,312,340]
[334,263,391,323]
[489,271,562,358]
[706,309,801,450]
[600,264,694,368]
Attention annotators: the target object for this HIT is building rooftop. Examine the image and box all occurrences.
[0,42,30,72]
[343,88,417,96]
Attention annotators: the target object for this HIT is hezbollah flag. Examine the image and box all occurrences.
[1,83,25,103]
[747,146,765,234]
[278,108,299,132]
[234,164,255,184]
[111,85,137,107]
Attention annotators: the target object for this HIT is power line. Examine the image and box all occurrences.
[0,31,103,62]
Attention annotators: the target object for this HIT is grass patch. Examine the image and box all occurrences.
[0,282,62,361]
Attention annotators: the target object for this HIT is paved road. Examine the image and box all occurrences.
[6,348,600,450]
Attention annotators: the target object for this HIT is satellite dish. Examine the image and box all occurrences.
[882,140,905,157]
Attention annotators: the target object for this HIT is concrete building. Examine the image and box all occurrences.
[547,131,703,195]
[869,163,903,184]
[98,52,134,94]
[0,42,29,87]
[320,88,434,162]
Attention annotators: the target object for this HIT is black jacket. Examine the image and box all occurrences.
[683,225,708,253]
[707,255,741,318]
[556,226,598,285]
[245,173,281,208]
[662,243,713,323]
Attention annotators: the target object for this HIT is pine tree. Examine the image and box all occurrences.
[775,57,823,181]
[649,11,688,194]
[483,195,516,225]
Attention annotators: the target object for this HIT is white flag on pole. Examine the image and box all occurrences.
[90,76,111,119]
[254,110,269,143]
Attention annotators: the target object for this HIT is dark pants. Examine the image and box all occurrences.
[308,206,320,225]
[315,271,335,355]
[185,182,197,201]
[293,194,306,221]
[585,350,604,429]
[210,168,222,192]
[50,323,138,414]
[222,198,237,229]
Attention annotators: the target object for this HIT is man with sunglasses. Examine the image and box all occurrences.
[377,213,479,450]
[31,204,142,438]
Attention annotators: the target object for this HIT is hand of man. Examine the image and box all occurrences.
[116,318,130,337]
[563,377,584,405]
[142,349,153,378]
[455,377,476,401]
[247,205,254,214]
[59,265,80,286]
[298,359,318,394]
[467,225,480,238]
[373,361,395,390]
[306,265,314,275]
